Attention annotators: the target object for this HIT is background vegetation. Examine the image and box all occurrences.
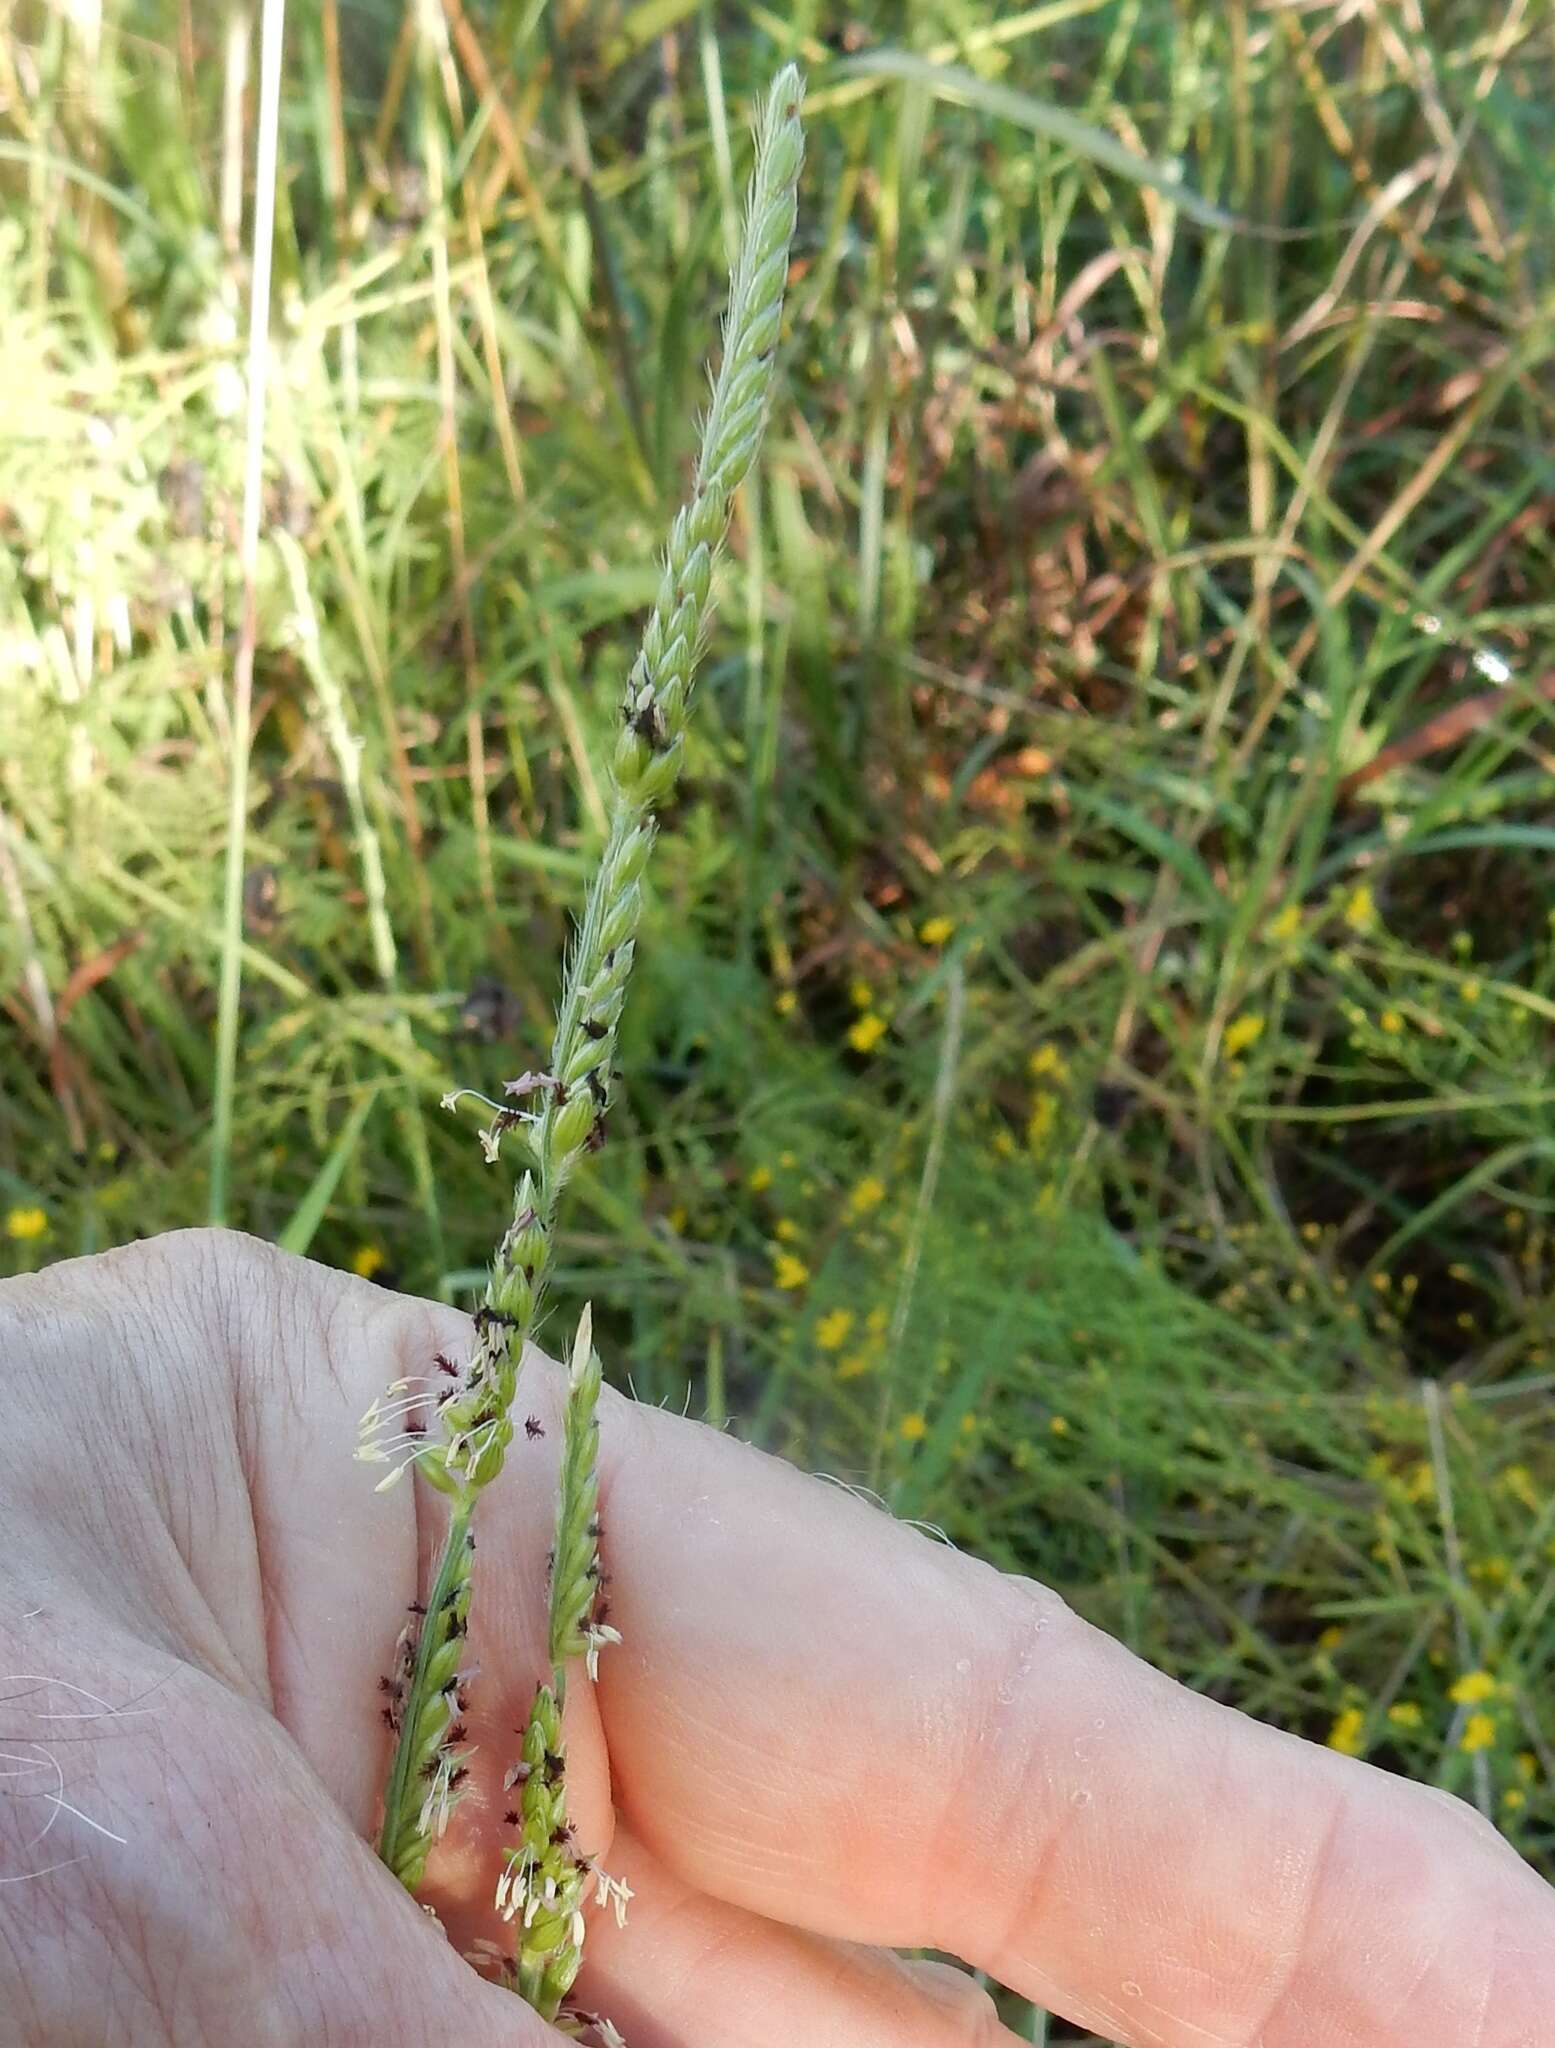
[4,1,1555,2033]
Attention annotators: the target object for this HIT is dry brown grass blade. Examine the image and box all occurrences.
[1339,672,1555,801]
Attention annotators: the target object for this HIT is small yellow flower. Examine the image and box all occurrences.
[848,976,874,1010]
[1502,1786,1527,1812]
[1223,1014,1265,1058]
[1327,1705,1366,1755]
[1027,1093,1057,1153]
[1501,1465,1540,1512]
[1049,1414,1070,1437]
[837,1351,871,1380]
[959,1412,977,1436]
[774,989,798,1016]
[1461,976,1482,1004]
[1460,1712,1497,1754]
[1270,902,1303,942]
[1449,1670,1497,1705]
[1343,883,1377,931]
[773,1217,800,1242]
[666,1205,688,1235]
[865,1304,889,1333]
[919,916,955,946]
[1028,1043,1067,1081]
[1516,1750,1538,1783]
[899,1411,928,1443]
[5,1205,48,1242]
[1379,1009,1404,1034]
[771,1250,810,1290]
[847,1176,887,1218]
[779,1150,796,1168]
[991,1129,1016,1158]
[1387,1701,1423,1728]
[1404,1460,1434,1504]
[816,1307,855,1352]
[847,1012,889,1054]
[350,1244,386,1280]
[1317,1625,1346,1653]
[747,1164,773,1192]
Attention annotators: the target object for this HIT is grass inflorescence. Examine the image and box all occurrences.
[361,60,805,2018]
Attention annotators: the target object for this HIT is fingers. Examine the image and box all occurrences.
[0,1621,561,2047]
[574,1826,1019,2048]
[586,1395,1555,2048]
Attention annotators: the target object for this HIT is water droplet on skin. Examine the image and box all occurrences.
[1122,1981,1142,1998]
[955,1657,971,1676]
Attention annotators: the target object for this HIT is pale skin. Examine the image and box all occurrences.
[1,1233,1551,2046]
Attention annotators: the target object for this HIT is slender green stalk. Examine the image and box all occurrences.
[494,1310,613,2021]
[361,63,807,1946]
[210,0,285,1225]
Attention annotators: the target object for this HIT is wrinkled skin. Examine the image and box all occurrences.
[1,1231,1552,2046]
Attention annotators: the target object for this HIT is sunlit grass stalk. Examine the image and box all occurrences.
[209,0,285,1226]
[363,65,806,1943]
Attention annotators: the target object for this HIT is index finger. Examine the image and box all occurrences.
[588,1391,1555,2047]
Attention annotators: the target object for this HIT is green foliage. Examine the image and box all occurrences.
[5,4,1555,2034]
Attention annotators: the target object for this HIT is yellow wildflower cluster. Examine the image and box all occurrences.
[771,1249,809,1290]
[1499,1464,1541,1513]
[816,1307,854,1352]
[1027,1093,1058,1153]
[1461,1712,1497,1754]
[1327,1705,1366,1755]
[847,1012,889,1055]
[846,1175,886,1219]
[1448,1669,1497,1705]
[919,916,955,947]
[5,1205,48,1242]
[1223,1013,1265,1058]
[835,1303,891,1380]
[1343,883,1377,931]
[350,1243,387,1280]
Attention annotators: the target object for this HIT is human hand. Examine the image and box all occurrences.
[2,1233,1550,2045]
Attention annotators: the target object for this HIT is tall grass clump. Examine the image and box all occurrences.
[360,63,805,2029]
